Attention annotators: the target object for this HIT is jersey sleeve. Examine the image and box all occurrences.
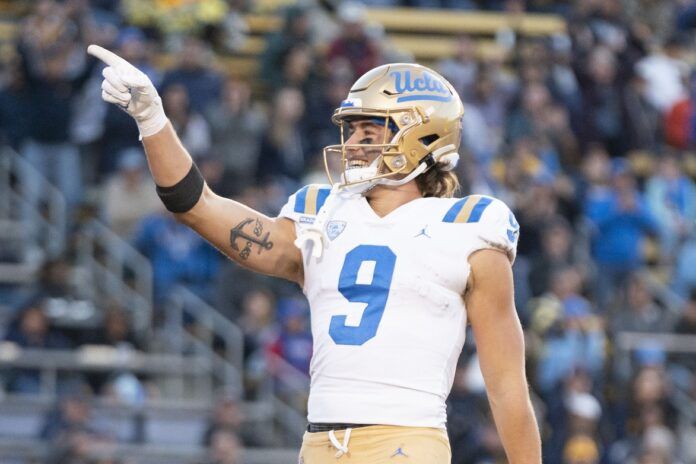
[278,184,332,225]
[442,195,519,263]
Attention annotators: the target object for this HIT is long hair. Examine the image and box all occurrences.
[416,163,460,198]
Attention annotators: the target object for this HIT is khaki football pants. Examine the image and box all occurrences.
[299,425,451,464]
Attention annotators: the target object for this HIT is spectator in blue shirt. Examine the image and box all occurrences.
[584,158,658,307]
[132,212,221,304]
[529,266,606,394]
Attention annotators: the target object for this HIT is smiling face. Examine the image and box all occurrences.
[331,117,403,192]
[342,119,394,170]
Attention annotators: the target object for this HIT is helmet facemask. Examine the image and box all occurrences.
[323,107,426,194]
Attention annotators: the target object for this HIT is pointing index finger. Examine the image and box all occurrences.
[87,44,127,67]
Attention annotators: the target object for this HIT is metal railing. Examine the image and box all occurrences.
[615,331,696,441]
[1,143,308,443]
[76,229,306,441]
[0,146,66,257]
[0,344,213,399]
[1,145,308,445]
[167,286,244,373]
[76,219,153,333]
[266,351,311,395]
[616,332,696,353]
[266,351,310,445]
[0,393,276,439]
[614,331,696,381]
[642,270,687,319]
[166,287,308,444]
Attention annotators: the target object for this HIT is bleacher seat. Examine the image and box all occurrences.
[143,407,208,446]
[365,7,566,35]
[0,396,49,438]
[93,405,140,443]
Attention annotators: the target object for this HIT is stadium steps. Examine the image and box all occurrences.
[0,394,289,461]
[0,4,567,79]
[155,8,567,81]
[0,147,66,284]
[0,19,16,41]
[388,34,500,61]
[0,2,568,77]
[229,7,566,78]
[0,13,19,65]
[0,0,28,15]
[0,0,27,69]
[241,7,566,37]
[244,12,282,33]
[0,219,43,284]
[253,0,298,14]
[0,218,25,240]
[152,48,260,79]
[0,438,299,464]
[365,7,566,36]
[0,394,274,443]
[369,7,565,65]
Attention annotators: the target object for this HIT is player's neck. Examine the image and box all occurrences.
[365,182,422,217]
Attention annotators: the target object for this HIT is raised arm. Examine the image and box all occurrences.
[88,45,302,283]
[465,249,541,464]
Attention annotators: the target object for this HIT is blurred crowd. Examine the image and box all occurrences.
[2,0,696,463]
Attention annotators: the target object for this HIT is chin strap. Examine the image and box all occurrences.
[379,144,459,187]
[294,145,459,261]
[378,161,428,187]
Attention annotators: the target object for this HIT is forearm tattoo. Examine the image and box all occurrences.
[230,218,274,260]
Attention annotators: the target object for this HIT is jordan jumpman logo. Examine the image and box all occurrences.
[391,447,409,458]
[414,225,431,239]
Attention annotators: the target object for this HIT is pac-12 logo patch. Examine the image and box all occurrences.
[326,220,347,240]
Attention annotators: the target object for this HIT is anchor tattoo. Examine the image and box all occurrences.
[230,218,274,260]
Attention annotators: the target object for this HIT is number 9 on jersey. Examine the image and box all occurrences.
[329,245,396,346]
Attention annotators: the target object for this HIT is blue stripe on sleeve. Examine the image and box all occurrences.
[316,188,331,212]
[467,197,493,223]
[442,197,468,223]
[293,186,310,213]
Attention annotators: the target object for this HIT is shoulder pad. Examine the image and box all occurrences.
[278,184,332,223]
[442,194,495,224]
[292,184,332,215]
[442,195,519,263]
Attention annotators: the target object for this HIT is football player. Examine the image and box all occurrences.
[88,44,541,463]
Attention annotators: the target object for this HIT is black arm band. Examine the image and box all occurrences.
[155,163,205,213]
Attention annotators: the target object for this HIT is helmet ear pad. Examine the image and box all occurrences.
[383,109,461,176]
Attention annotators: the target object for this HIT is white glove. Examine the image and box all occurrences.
[87,44,167,138]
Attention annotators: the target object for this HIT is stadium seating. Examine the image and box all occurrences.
[0,1,567,80]
[366,7,565,35]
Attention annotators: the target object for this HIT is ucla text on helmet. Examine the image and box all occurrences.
[390,70,453,103]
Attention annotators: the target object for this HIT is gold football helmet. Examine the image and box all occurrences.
[324,63,464,193]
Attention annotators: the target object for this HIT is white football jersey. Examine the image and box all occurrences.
[279,185,519,428]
